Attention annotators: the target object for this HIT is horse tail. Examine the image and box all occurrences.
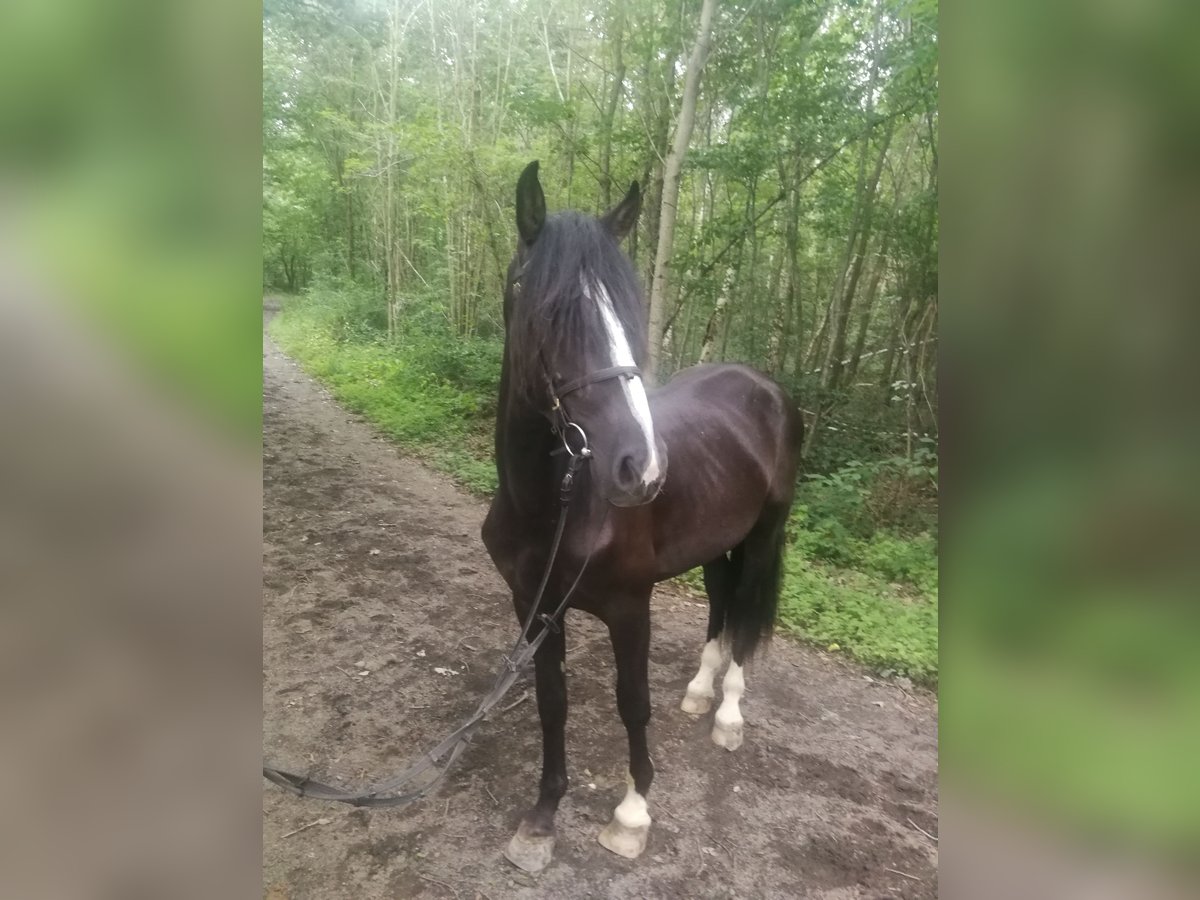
[725,502,790,663]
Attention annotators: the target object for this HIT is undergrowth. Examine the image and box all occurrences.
[270,287,938,685]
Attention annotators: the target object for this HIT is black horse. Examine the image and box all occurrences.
[482,161,803,871]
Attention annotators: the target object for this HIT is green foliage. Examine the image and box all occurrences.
[432,449,500,495]
[777,552,938,684]
[270,289,500,494]
[860,531,938,594]
[782,454,937,680]
[772,450,939,681]
[792,450,938,590]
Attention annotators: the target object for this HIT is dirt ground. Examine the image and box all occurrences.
[262,313,939,899]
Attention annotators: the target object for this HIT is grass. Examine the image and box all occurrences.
[269,291,501,492]
[270,290,938,685]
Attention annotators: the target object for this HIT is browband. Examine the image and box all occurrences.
[554,365,642,400]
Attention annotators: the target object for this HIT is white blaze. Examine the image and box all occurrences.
[584,278,661,486]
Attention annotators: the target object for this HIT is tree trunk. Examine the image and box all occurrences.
[647,0,717,381]
[843,230,891,386]
[698,265,736,363]
[765,242,788,375]
[879,287,915,400]
[599,0,626,209]
[820,120,894,393]
[640,44,674,294]
[384,0,401,338]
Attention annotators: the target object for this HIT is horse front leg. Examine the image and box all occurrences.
[598,604,654,859]
[503,619,568,873]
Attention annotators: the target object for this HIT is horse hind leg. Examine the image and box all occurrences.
[712,659,745,750]
[712,505,789,752]
[680,639,722,715]
[681,553,738,715]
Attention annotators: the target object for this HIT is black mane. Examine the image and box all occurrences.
[507,211,646,400]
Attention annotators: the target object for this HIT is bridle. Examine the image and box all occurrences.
[546,363,642,459]
[512,258,644,456]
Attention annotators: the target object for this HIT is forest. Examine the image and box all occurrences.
[263,0,939,681]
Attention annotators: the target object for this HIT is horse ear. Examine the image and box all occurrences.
[601,181,641,241]
[516,160,546,245]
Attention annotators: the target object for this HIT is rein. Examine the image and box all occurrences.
[262,432,598,808]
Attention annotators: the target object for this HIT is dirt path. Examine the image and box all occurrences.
[262,315,938,899]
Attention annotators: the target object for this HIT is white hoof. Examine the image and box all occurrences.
[598,818,649,859]
[504,822,555,872]
[681,689,713,715]
[712,715,744,751]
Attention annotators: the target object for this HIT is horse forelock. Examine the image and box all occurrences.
[507,211,645,400]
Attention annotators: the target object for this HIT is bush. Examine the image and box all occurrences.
[861,531,938,595]
[792,447,938,590]
[776,555,939,684]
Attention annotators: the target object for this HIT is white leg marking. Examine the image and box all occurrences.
[597,775,652,859]
[681,639,723,715]
[585,278,660,485]
[712,662,745,751]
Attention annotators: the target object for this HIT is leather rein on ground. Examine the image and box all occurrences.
[262,373,626,808]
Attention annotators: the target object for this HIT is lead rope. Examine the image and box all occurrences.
[262,436,598,808]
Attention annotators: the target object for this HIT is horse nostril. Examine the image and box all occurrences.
[617,454,641,488]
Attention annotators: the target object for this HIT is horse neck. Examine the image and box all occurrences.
[494,360,559,516]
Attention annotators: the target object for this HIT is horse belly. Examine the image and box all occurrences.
[650,451,771,579]
[648,365,797,580]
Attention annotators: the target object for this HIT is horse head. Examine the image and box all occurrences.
[504,160,667,507]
